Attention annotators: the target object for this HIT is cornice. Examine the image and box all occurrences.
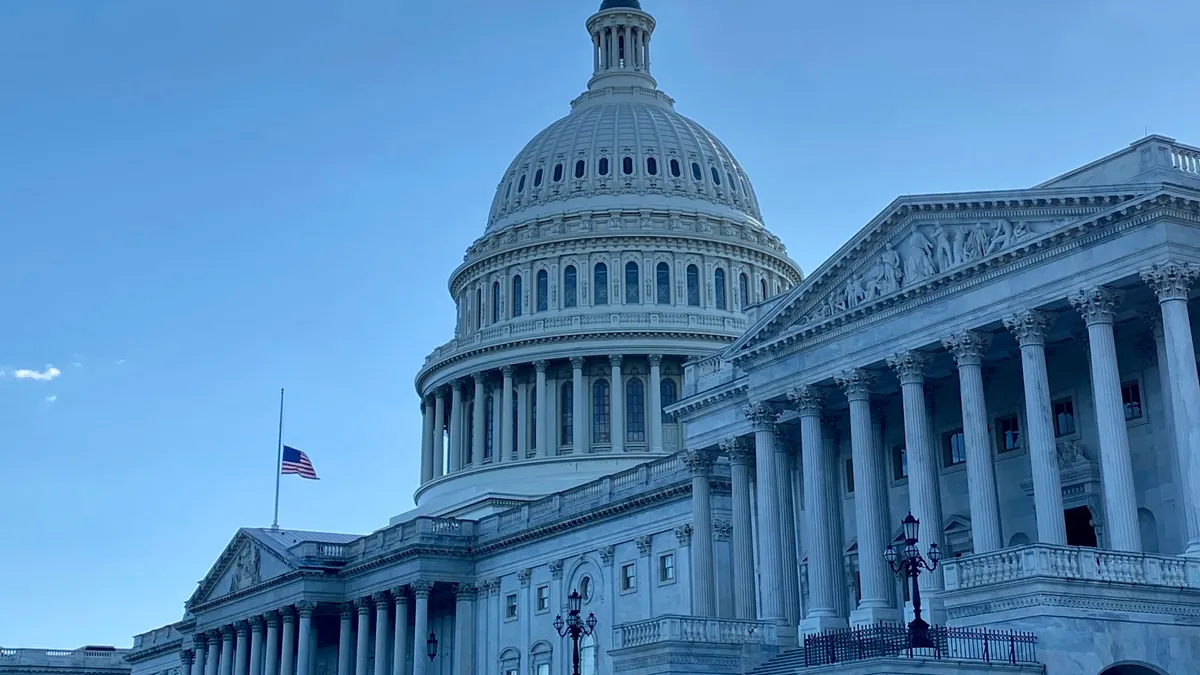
[125,638,183,662]
[187,569,312,614]
[669,381,749,419]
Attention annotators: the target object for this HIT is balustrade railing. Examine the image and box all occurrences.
[803,623,1037,667]
[943,543,1200,590]
[1172,145,1200,176]
[612,615,779,649]
[0,649,129,667]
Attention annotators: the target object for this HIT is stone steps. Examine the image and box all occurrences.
[746,648,808,675]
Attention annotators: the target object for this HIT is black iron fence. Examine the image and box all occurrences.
[803,622,1037,667]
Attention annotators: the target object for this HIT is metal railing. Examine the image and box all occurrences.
[803,622,1037,667]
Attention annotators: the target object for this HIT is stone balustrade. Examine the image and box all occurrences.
[682,354,743,397]
[1171,142,1200,176]
[611,615,779,649]
[0,649,130,667]
[944,543,1200,590]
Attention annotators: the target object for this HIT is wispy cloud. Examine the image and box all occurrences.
[116,359,127,365]
[44,395,57,403]
[8,365,62,382]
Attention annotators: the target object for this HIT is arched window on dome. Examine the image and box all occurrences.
[626,377,645,443]
[625,262,640,304]
[484,394,494,461]
[491,281,501,323]
[592,379,610,444]
[553,163,564,182]
[670,159,681,178]
[760,277,768,300]
[622,156,634,175]
[728,171,737,192]
[512,275,523,318]
[714,268,727,310]
[660,377,677,423]
[686,264,700,307]
[739,273,750,308]
[647,157,658,176]
[594,263,609,305]
[536,270,549,312]
[517,174,526,193]
[534,168,543,187]
[598,157,609,176]
[711,167,722,185]
[561,382,573,446]
[656,262,671,304]
[575,160,586,179]
[691,162,703,181]
[564,265,578,308]
[476,288,483,328]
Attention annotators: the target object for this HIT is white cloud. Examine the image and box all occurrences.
[116,359,127,365]
[12,365,62,382]
[44,395,57,403]
[71,361,83,368]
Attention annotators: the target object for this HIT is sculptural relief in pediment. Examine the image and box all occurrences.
[228,539,263,593]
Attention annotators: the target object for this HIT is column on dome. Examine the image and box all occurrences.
[336,605,352,675]
[721,437,757,619]
[836,369,897,625]
[571,357,588,453]
[643,30,651,70]
[500,367,515,462]
[191,636,207,675]
[420,399,435,483]
[1070,287,1141,551]
[279,610,295,675]
[472,374,486,466]
[218,627,234,675]
[432,390,446,477]
[295,603,315,675]
[608,26,617,72]
[448,381,464,472]
[204,632,220,675]
[410,582,433,675]
[592,31,600,74]
[390,589,408,675]
[683,449,718,616]
[354,599,371,675]
[517,378,530,458]
[649,355,664,452]
[535,361,549,457]
[942,331,1003,553]
[248,618,264,675]
[1142,262,1200,554]
[372,594,389,675]
[233,622,249,675]
[621,25,630,68]
[610,355,625,452]
[454,584,476,675]
[743,403,786,626]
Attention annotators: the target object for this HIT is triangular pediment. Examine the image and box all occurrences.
[187,529,296,608]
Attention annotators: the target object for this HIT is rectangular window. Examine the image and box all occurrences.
[505,669,519,675]
[620,562,636,592]
[658,553,675,582]
[536,666,549,675]
[1122,380,1143,421]
[845,457,854,493]
[561,383,573,446]
[996,414,1021,454]
[594,265,609,305]
[535,585,549,612]
[942,429,966,468]
[892,445,908,480]
[1053,397,1076,437]
[626,380,646,443]
[505,593,518,620]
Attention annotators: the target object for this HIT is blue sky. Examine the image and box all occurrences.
[2,0,1198,649]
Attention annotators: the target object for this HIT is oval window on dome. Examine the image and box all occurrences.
[711,167,722,185]
[670,159,681,178]
[691,162,702,181]
[553,163,564,182]
[598,157,609,176]
[647,157,658,176]
[622,156,634,175]
[534,168,543,187]
[517,174,526,193]
[575,160,586,179]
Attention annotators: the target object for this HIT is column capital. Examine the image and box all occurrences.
[1141,261,1199,302]
[390,587,408,604]
[674,525,692,547]
[533,360,548,373]
[515,567,532,587]
[278,607,295,623]
[886,352,925,386]
[501,365,515,379]
[785,385,823,417]
[1004,309,1052,347]
[942,330,991,367]
[598,545,615,565]
[821,412,842,436]
[773,427,797,454]
[451,378,465,392]
[337,602,353,619]
[411,580,434,598]
[720,437,754,464]
[837,367,878,398]
[220,625,235,637]
[372,591,390,606]
[549,559,564,580]
[234,620,249,635]
[248,616,264,631]
[434,388,446,401]
[355,597,373,612]
[870,398,887,420]
[609,354,624,367]
[682,448,718,475]
[742,402,780,430]
[454,583,478,600]
[192,635,208,649]
[1069,286,1119,326]
[712,519,733,541]
[1138,307,1165,338]
[634,535,652,555]
[180,650,195,666]
[473,372,487,385]
[648,354,663,367]
[295,601,317,617]
[570,356,585,369]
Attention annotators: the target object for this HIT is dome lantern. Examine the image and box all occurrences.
[587,0,657,92]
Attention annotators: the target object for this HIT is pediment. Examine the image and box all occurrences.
[727,184,1171,363]
[188,530,295,608]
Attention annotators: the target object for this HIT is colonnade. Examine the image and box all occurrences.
[682,263,1200,634]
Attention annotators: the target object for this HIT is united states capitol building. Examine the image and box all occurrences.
[8,2,1200,675]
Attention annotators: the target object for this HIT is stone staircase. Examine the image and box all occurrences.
[746,647,807,675]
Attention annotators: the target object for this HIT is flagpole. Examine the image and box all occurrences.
[272,388,284,530]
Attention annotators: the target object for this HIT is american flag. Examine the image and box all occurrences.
[281,445,319,480]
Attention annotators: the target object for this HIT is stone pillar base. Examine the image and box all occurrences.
[849,606,901,626]
[1183,545,1200,559]
[903,597,946,625]
[799,615,848,636]
[774,621,799,647]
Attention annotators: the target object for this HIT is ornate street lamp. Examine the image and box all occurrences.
[425,632,438,662]
[884,512,942,649]
[553,590,598,675]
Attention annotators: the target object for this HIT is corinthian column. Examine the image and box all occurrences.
[233,622,249,675]
[262,613,279,675]
[373,594,389,675]
[472,374,486,466]
[721,437,757,619]
[610,355,625,452]
[942,331,1003,553]
[336,605,352,675]
[500,366,515,462]
[743,403,787,628]
[1143,263,1200,554]
[454,584,476,675]
[421,399,435,484]
[410,581,433,675]
[1004,310,1067,544]
[219,627,234,675]
[535,361,549,457]
[191,637,207,675]
[683,448,719,616]
[836,369,898,625]
[295,603,315,675]
[278,611,295,675]
[354,599,371,675]
[1070,287,1141,552]
[649,355,664,453]
[788,386,846,633]
[772,429,802,626]
[448,381,464,472]
[248,618,264,675]
[432,390,446,477]
[571,357,587,453]
[204,632,220,675]
[390,589,408,675]
[180,650,195,675]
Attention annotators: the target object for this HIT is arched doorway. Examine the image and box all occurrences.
[1099,662,1168,675]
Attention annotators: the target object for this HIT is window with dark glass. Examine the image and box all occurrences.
[620,562,636,591]
[512,275,523,318]
[760,278,768,300]
[592,379,610,443]
[517,174,526,193]
[476,288,483,328]
[504,182,511,199]
[594,263,609,305]
[625,262,639,304]
[997,414,1021,453]
[564,265,578,308]
[561,382,573,445]
[691,162,702,181]
[491,282,500,323]
[739,273,749,307]
[658,553,675,582]
[656,262,670,304]
[660,378,677,423]
[711,167,721,185]
[622,156,633,175]
[942,429,967,467]
[845,457,855,493]
[892,445,908,480]
[647,157,658,175]
[536,270,548,312]
[534,168,543,187]
[728,172,736,191]
[714,268,727,310]
[1053,398,1076,437]
[670,159,681,177]
[686,264,700,306]
[530,384,537,452]
[574,160,586,178]
[553,163,563,182]
[1122,380,1143,420]
[598,157,609,176]
[626,378,645,443]
[485,395,494,460]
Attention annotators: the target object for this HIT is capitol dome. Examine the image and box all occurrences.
[404,0,802,521]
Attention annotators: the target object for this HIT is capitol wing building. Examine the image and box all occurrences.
[10,2,1200,675]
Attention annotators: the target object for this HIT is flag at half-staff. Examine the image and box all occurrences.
[281,445,319,480]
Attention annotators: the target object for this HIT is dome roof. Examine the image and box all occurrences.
[486,95,764,233]
[598,0,643,10]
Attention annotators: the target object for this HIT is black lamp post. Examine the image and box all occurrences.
[553,590,598,675]
[425,632,438,662]
[884,512,942,649]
